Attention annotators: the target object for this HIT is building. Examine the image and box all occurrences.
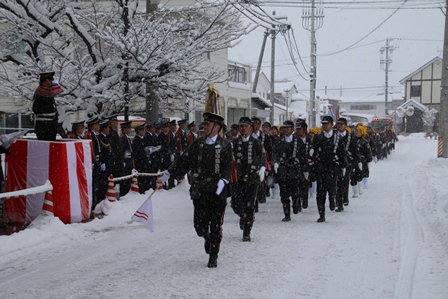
[399,56,441,112]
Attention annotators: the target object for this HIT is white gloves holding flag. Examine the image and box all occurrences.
[216,179,225,195]
[258,166,266,182]
[274,163,279,174]
[160,170,170,184]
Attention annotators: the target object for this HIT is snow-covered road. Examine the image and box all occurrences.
[0,134,447,299]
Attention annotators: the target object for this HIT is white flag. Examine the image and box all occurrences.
[131,196,154,232]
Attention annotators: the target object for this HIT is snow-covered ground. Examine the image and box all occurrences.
[0,133,447,299]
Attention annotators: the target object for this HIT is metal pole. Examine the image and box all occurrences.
[252,30,270,93]
[439,0,448,158]
[385,38,389,115]
[270,29,276,124]
[146,0,159,123]
[309,0,316,127]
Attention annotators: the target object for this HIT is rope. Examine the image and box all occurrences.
[111,170,164,182]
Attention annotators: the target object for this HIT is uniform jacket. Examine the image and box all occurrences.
[312,130,348,172]
[232,136,264,182]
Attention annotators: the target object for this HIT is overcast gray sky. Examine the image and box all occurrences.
[228,0,445,99]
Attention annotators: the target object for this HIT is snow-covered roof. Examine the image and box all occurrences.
[274,81,297,93]
[397,99,428,112]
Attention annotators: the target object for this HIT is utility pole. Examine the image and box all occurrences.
[252,29,270,93]
[380,38,398,116]
[146,0,160,123]
[302,0,324,128]
[270,16,276,124]
[439,0,448,158]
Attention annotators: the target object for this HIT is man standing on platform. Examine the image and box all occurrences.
[32,71,63,141]
[161,112,233,268]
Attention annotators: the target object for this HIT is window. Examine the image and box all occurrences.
[410,85,422,97]
[228,65,247,83]
[0,112,34,134]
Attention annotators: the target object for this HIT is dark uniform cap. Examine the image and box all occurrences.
[230,124,239,130]
[336,117,347,125]
[281,120,295,127]
[262,121,271,128]
[178,119,187,125]
[169,119,177,126]
[120,121,132,129]
[135,123,145,132]
[39,71,55,80]
[145,121,156,128]
[295,118,308,129]
[86,116,100,126]
[99,119,110,129]
[155,122,162,129]
[203,112,224,123]
[251,117,261,124]
[187,121,195,129]
[72,120,85,128]
[107,114,118,121]
[321,115,334,124]
[239,117,252,125]
[161,120,170,128]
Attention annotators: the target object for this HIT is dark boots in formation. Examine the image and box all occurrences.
[282,203,291,222]
[317,204,325,223]
[240,217,252,242]
[203,232,219,268]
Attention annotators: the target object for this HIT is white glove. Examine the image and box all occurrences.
[358,162,362,171]
[160,171,170,184]
[309,149,314,157]
[258,166,266,182]
[303,172,309,180]
[124,151,131,159]
[374,156,378,163]
[367,162,371,169]
[274,163,279,173]
[170,154,175,162]
[342,168,346,176]
[216,179,225,195]
[100,163,106,171]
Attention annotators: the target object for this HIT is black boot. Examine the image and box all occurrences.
[317,204,325,222]
[329,198,335,211]
[207,243,219,268]
[203,232,211,254]
[292,199,301,214]
[282,203,291,222]
[302,198,308,209]
[239,217,244,230]
[335,206,344,212]
[207,253,218,268]
[243,222,251,242]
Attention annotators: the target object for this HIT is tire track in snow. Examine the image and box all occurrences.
[393,178,424,299]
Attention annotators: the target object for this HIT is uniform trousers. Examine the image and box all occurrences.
[192,189,227,250]
[316,169,338,212]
